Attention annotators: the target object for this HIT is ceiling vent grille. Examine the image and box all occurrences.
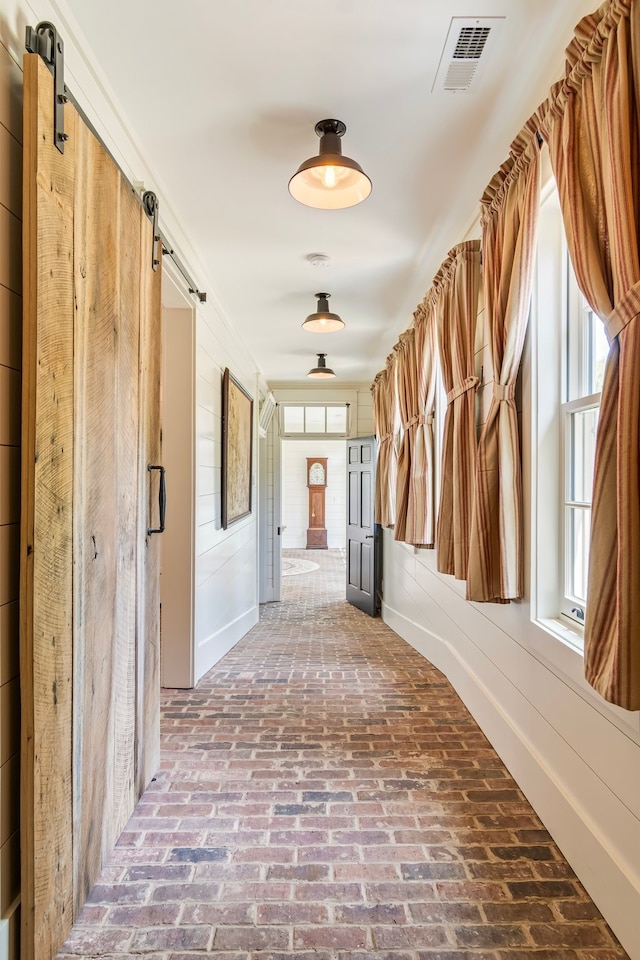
[432,17,505,93]
[453,26,491,60]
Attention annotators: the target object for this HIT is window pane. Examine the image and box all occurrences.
[566,506,591,605]
[570,407,598,503]
[304,407,325,432]
[283,406,304,432]
[326,406,347,432]
[587,307,608,394]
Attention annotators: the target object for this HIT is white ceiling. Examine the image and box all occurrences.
[57,0,593,386]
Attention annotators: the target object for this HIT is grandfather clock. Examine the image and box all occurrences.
[306,457,328,549]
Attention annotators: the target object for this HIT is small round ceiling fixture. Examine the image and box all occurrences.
[307,353,336,379]
[302,293,345,333]
[289,119,372,210]
[306,253,331,268]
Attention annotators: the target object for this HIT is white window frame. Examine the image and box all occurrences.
[531,171,609,652]
[560,393,599,627]
[278,401,351,439]
[530,179,581,651]
[526,165,639,734]
[559,265,606,629]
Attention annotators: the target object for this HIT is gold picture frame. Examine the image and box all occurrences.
[222,368,253,529]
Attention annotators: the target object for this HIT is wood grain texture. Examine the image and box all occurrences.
[20,54,75,960]
[136,209,161,792]
[72,120,138,910]
[22,53,162,958]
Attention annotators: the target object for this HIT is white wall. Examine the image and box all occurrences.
[259,415,280,602]
[270,384,374,439]
[381,288,640,960]
[281,440,346,549]
[194,318,259,680]
[356,386,374,437]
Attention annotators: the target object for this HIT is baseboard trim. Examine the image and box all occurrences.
[383,601,640,960]
[195,605,258,681]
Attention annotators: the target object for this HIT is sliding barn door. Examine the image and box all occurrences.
[21,54,161,959]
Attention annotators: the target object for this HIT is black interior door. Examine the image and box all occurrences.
[346,436,380,615]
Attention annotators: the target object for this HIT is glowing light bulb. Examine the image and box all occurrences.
[322,166,337,188]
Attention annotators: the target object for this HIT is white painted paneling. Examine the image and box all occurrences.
[197,494,216,528]
[259,415,280,602]
[196,526,258,678]
[197,464,215,497]
[380,254,640,960]
[281,439,346,549]
[382,537,640,960]
[190,309,259,682]
[356,387,374,437]
[376,194,640,960]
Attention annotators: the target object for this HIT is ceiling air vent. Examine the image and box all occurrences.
[432,17,505,93]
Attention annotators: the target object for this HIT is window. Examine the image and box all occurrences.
[532,176,610,648]
[279,403,350,437]
[561,279,608,626]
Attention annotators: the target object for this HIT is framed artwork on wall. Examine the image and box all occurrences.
[221,367,253,528]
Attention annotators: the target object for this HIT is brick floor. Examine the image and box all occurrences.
[57,549,629,959]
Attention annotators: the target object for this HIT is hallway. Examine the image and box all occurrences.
[57,550,628,958]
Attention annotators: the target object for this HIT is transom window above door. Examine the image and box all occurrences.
[279,403,350,437]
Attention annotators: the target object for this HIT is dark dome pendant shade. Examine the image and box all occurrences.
[302,292,345,333]
[289,120,372,210]
[307,353,336,379]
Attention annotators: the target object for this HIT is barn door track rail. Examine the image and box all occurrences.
[25,21,207,303]
[25,21,67,152]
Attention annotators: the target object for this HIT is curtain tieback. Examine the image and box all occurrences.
[605,281,640,343]
[447,375,479,405]
[403,414,427,429]
[380,432,393,443]
[493,382,515,401]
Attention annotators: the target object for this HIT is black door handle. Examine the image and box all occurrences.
[147,464,166,535]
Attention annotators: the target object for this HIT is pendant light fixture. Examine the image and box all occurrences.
[307,353,336,379]
[302,293,345,333]
[289,119,372,210]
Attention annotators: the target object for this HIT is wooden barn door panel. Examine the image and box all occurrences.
[21,53,76,960]
[137,218,162,794]
[72,126,141,908]
[21,54,162,959]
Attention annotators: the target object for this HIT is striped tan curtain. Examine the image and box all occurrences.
[435,241,482,579]
[535,0,640,708]
[394,330,417,542]
[467,122,541,602]
[371,357,398,528]
[404,297,438,546]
